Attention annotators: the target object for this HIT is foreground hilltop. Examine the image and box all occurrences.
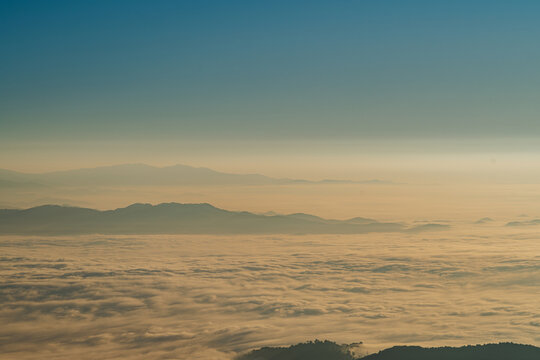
[238,340,540,360]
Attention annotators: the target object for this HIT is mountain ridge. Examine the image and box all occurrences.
[0,202,444,235]
[237,340,540,360]
[0,163,391,187]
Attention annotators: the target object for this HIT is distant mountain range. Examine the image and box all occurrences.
[0,164,390,188]
[0,202,445,235]
[238,340,540,360]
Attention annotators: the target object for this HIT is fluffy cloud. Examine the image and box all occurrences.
[1,228,540,359]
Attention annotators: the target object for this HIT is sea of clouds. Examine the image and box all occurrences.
[1,227,540,359]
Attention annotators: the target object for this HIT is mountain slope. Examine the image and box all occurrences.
[0,164,388,187]
[237,341,540,360]
[0,202,409,235]
[360,343,540,360]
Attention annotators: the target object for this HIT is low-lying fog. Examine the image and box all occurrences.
[1,227,539,359]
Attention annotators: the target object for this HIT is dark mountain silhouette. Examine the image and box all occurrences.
[406,223,450,232]
[0,164,390,187]
[237,340,540,360]
[237,340,356,360]
[361,343,540,360]
[475,217,494,224]
[0,202,445,235]
[506,219,540,227]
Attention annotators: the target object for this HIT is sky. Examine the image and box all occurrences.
[2,0,540,171]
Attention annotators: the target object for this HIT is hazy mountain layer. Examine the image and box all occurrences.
[0,164,386,187]
[0,202,417,235]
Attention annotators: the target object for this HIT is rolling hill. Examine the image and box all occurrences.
[237,340,540,360]
[0,202,424,235]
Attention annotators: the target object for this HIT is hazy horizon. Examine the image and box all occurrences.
[2,160,540,223]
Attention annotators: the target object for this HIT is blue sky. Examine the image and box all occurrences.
[2,0,540,144]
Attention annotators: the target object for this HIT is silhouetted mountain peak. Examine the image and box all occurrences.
[0,202,414,235]
[238,340,540,360]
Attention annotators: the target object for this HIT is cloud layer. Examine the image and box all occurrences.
[1,227,540,359]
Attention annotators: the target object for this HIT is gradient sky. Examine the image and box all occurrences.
[2,1,540,170]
